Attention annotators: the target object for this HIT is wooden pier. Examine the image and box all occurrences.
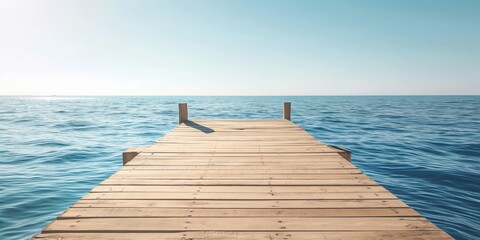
[34,103,452,239]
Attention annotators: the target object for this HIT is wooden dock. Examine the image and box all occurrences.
[34,103,452,239]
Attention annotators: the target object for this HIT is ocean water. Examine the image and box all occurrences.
[0,96,478,240]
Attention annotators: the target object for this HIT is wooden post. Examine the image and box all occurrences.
[283,102,291,121]
[122,147,145,165]
[179,103,188,124]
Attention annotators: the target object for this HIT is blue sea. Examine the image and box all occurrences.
[0,96,479,239]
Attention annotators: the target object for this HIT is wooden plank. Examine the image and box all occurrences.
[127,161,350,165]
[115,168,361,172]
[140,149,340,153]
[126,161,350,166]
[122,163,357,169]
[82,192,397,200]
[73,199,408,208]
[136,152,343,157]
[112,169,363,176]
[107,175,369,180]
[129,157,347,163]
[91,185,389,193]
[155,140,324,144]
[59,208,420,219]
[43,217,439,232]
[100,179,377,186]
[156,138,320,142]
[33,231,454,240]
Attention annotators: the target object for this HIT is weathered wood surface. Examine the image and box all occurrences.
[34,119,451,239]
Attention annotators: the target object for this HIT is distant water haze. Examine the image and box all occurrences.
[0,0,479,95]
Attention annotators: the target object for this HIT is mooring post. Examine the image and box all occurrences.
[283,102,291,121]
[179,103,188,124]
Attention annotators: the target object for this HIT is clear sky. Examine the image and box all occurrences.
[0,0,478,95]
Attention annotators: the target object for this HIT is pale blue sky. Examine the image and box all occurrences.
[0,0,478,95]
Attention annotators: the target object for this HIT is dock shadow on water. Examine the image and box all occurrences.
[185,120,215,134]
